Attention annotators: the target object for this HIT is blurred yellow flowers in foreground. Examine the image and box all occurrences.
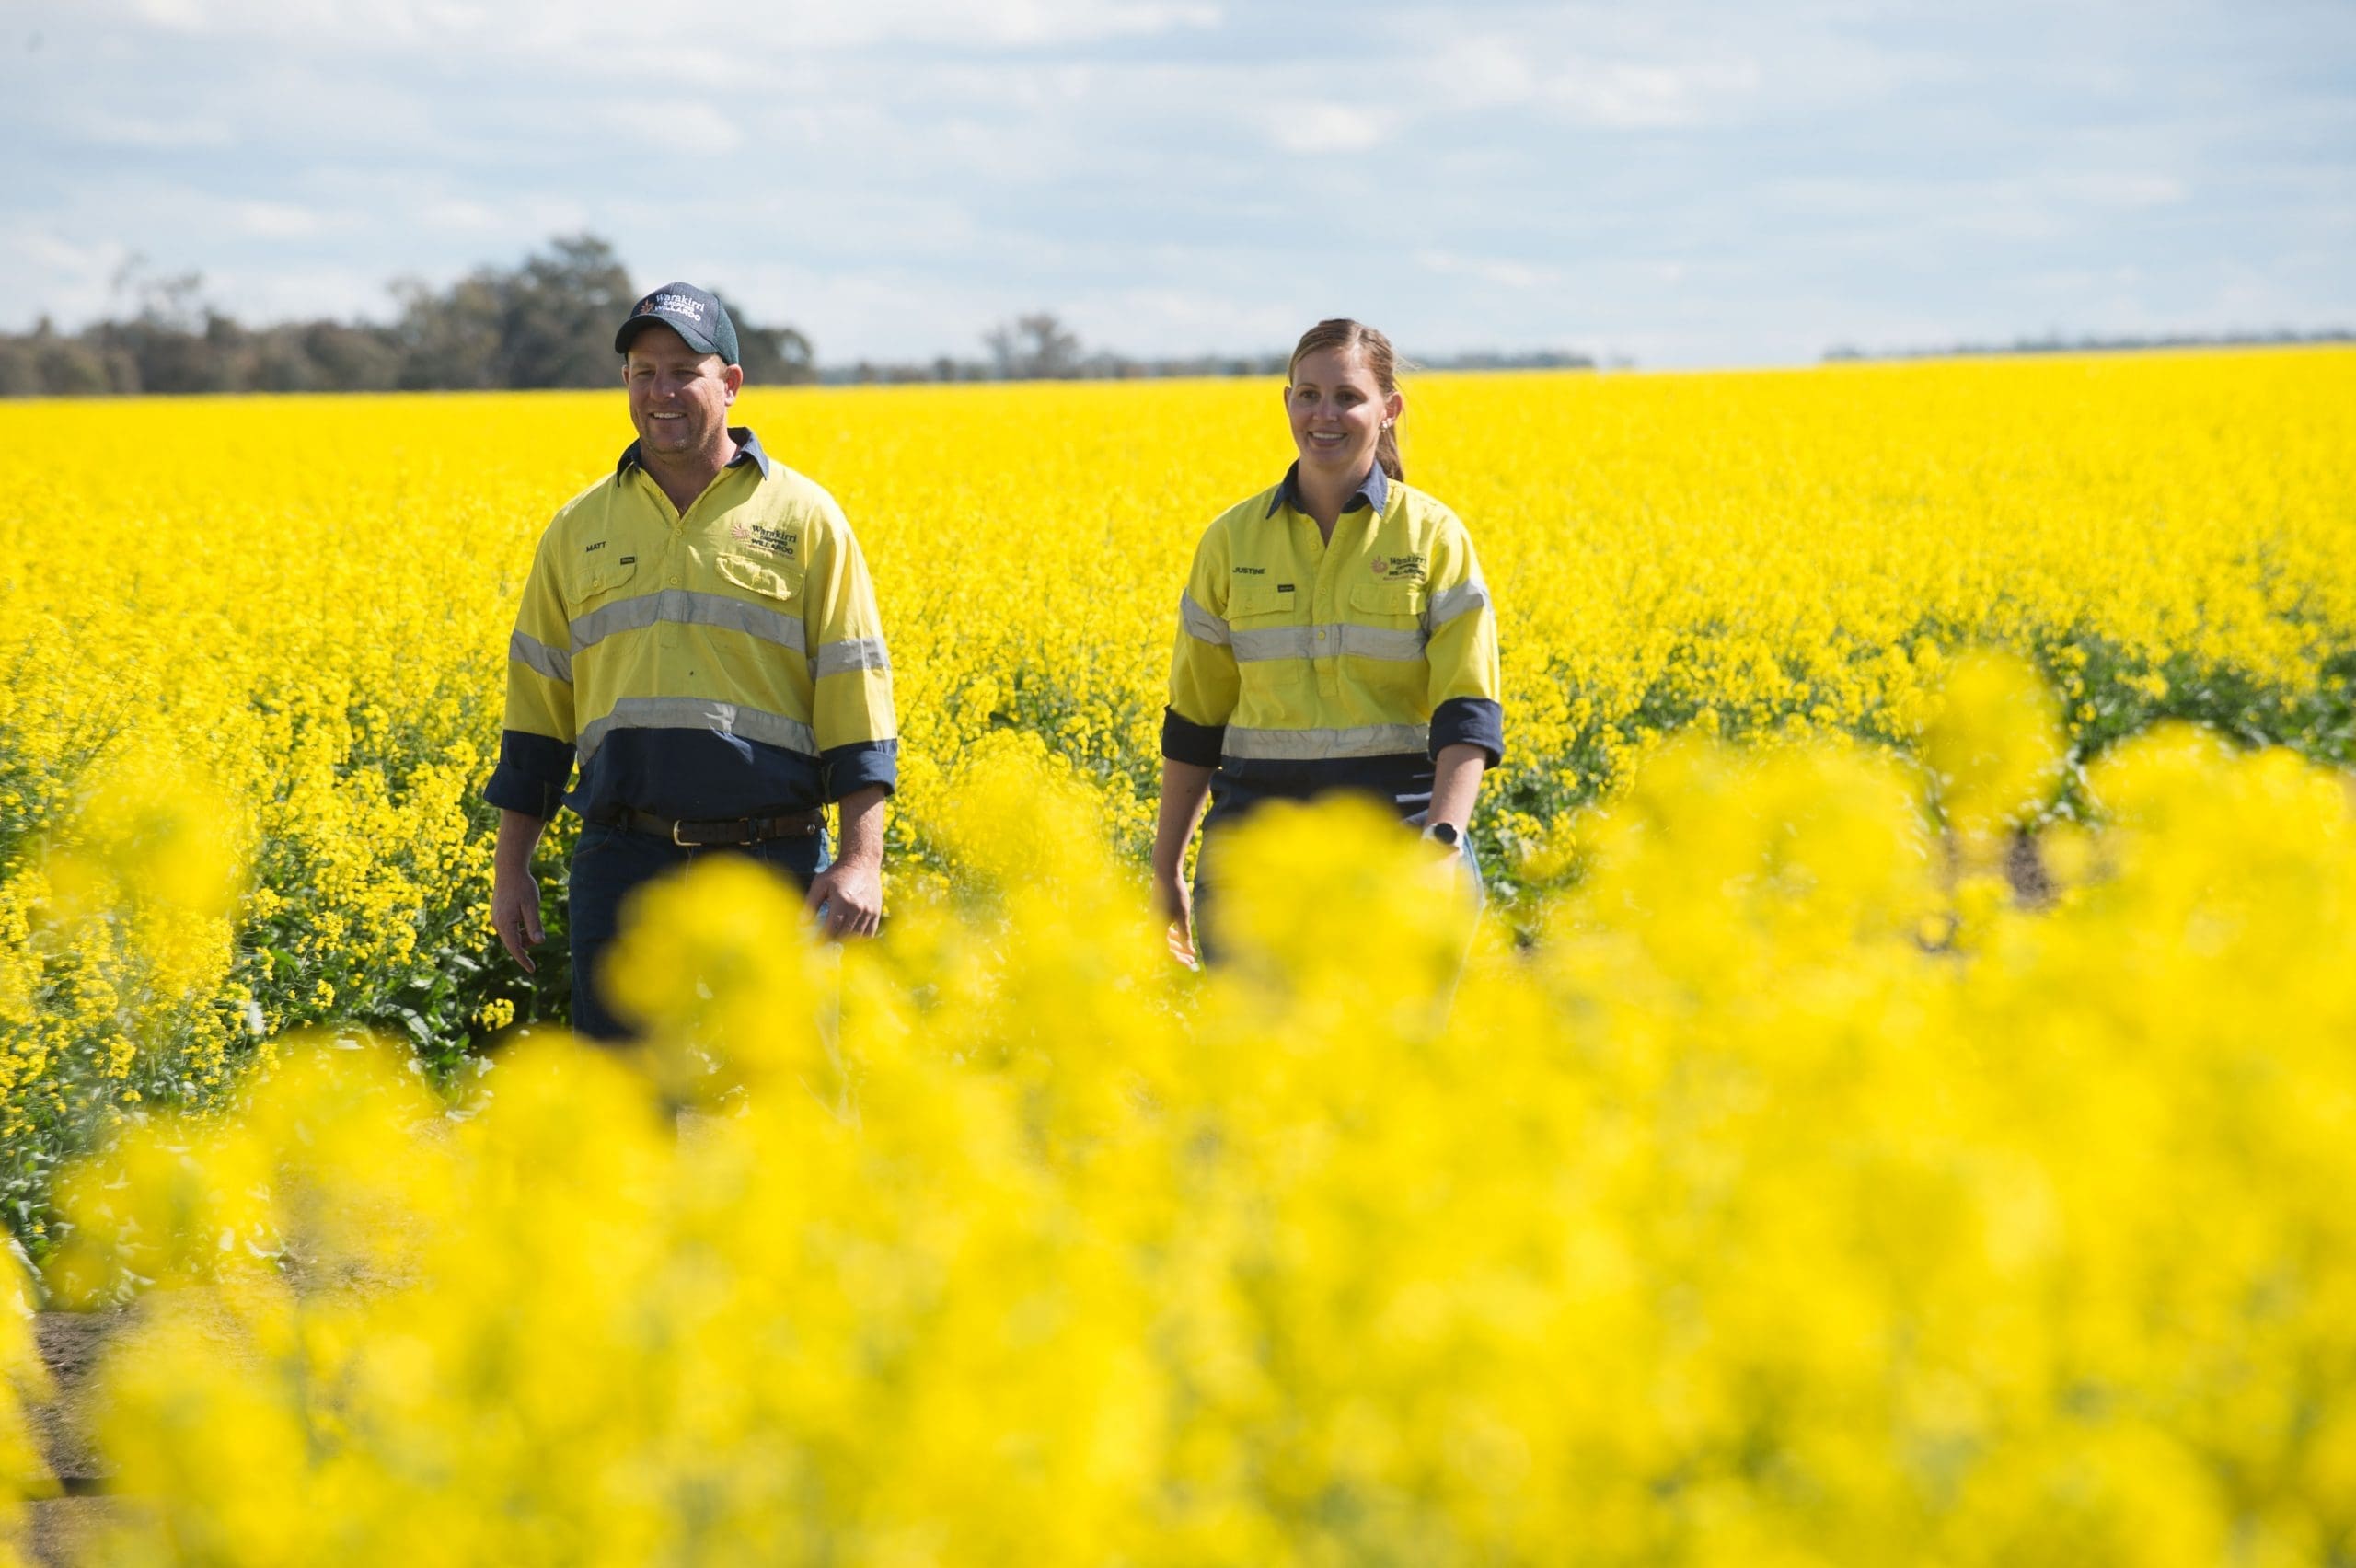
[4,349,2353,1255]
[19,672,2356,1563]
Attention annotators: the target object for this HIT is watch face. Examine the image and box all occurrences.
[1427,823,1460,847]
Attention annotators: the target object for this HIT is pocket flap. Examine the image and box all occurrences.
[566,553,638,610]
[717,553,800,603]
[1350,582,1426,618]
[1230,581,1298,620]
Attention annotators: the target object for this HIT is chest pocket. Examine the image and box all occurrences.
[1348,581,1426,626]
[717,553,802,605]
[1345,581,1431,709]
[1228,579,1308,700]
[564,550,640,615]
[1228,580,1300,626]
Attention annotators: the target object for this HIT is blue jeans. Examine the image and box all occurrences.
[566,820,831,1043]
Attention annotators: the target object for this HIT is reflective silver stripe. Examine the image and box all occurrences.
[814,637,890,678]
[1179,592,1230,647]
[509,629,572,685]
[1231,624,1426,663]
[1337,623,1426,661]
[1230,625,1313,662]
[577,698,819,765]
[1222,722,1428,760]
[570,589,806,658]
[1427,578,1491,628]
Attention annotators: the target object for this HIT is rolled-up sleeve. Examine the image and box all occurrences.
[486,529,578,818]
[1163,529,1237,767]
[1423,523,1504,767]
[804,498,899,801]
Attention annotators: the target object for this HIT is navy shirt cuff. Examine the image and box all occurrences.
[485,730,575,819]
[1429,698,1504,767]
[1161,707,1226,767]
[822,740,898,801]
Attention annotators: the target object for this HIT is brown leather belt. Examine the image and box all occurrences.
[595,805,824,847]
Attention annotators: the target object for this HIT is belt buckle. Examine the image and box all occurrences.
[672,819,697,847]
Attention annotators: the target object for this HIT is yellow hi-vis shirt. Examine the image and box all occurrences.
[486,428,896,823]
[1161,464,1503,815]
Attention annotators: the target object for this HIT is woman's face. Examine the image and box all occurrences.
[1285,344,1401,479]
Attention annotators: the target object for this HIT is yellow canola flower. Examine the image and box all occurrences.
[1919,648,2067,842]
[600,853,840,1109]
[2,348,2353,1239]
[3,351,2355,1553]
[27,713,2356,1564]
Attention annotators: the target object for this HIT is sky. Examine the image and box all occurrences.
[3,0,2351,368]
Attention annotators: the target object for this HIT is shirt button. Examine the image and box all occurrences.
[1315,628,1328,640]
[668,574,681,586]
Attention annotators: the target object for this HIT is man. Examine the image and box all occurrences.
[487,282,895,1041]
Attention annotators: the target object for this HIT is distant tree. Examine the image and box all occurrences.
[250,329,322,393]
[715,291,815,385]
[493,234,636,388]
[34,335,120,396]
[0,340,38,398]
[391,271,503,391]
[296,320,402,391]
[985,312,1083,379]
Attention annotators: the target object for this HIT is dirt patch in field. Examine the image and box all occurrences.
[17,1310,126,1566]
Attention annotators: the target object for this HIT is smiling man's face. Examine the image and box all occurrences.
[622,322,741,465]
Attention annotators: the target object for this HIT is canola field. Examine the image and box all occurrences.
[3,349,2355,1561]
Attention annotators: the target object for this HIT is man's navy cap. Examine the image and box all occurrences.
[615,282,740,364]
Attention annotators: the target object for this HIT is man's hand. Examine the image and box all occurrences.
[805,856,883,940]
[808,784,888,940]
[492,865,545,973]
[491,808,551,973]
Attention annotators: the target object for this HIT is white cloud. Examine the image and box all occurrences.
[1544,56,1762,130]
[2052,173,2189,209]
[98,0,1220,53]
[420,198,501,231]
[68,109,237,149]
[129,0,209,29]
[600,102,745,156]
[1415,250,1565,293]
[1267,102,1388,156]
[16,0,2356,364]
[233,200,328,238]
[0,232,137,329]
[1432,37,1538,106]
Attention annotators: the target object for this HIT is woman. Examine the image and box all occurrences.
[1152,318,1504,963]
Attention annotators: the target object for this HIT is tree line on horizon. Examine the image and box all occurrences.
[0,234,1601,398]
[0,236,814,398]
[1822,327,2352,363]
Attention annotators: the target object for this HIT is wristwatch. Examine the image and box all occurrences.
[1423,822,1461,848]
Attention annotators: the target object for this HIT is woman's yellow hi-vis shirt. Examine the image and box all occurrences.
[487,429,896,824]
[1162,464,1503,816]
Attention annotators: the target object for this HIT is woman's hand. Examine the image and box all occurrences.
[1154,869,1197,967]
[1153,758,1214,967]
[1154,867,1195,955]
[1152,866,1191,928]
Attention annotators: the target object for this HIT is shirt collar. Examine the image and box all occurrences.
[615,426,772,485]
[1266,460,1387,520]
